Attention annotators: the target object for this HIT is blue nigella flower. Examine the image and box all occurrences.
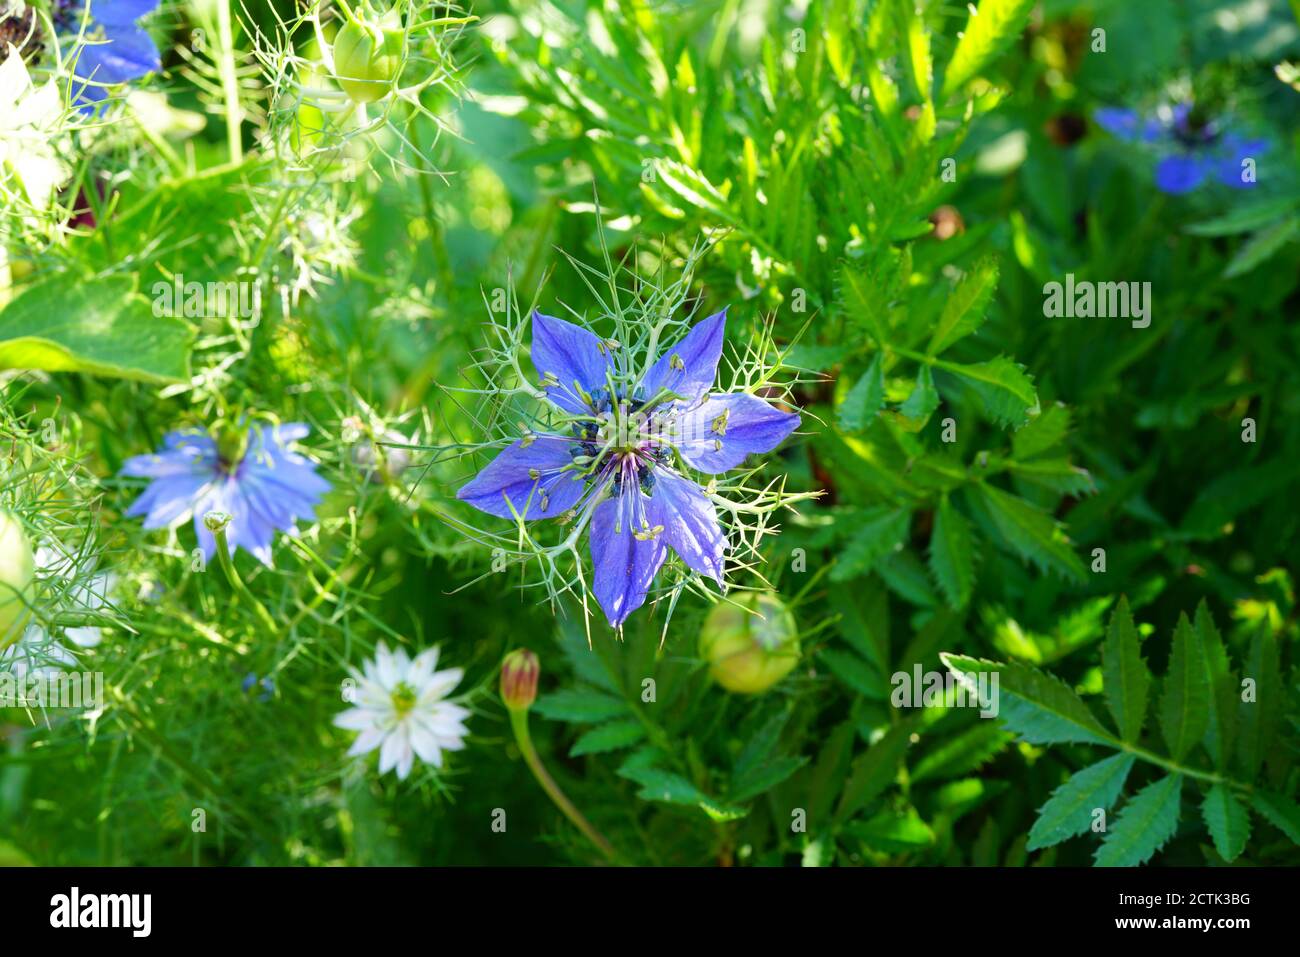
[55,0,161,108]
[122,422,330,566]
[456,309,800,628]
[1094,103,1265,195]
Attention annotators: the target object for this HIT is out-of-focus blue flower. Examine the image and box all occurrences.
[242,672,275,701]
[1094,103,1266,195]
[457,309,800,628]
[122,422,330,566]
[55,0,161,108]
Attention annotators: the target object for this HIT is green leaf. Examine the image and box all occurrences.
[910,722,1011,783]
[1236,626,1282,782]
[834,719,916,823]
[929,495,976,609]
[533,688,628,723]
[1027,753,1135,851]
[876,549,939,608]
[899,364,939,424]
[569,719,646,756]
[1013,402,1072,459]
[1094,774,1183,867]
[927,257,998,355]
[941,654,1114,746]
[1202,784,1251,862]
[831,506,911,582]
[1159,613,1209,762]
[838,256,896,346]
[940,0,1037,98]
[1101,597,1150,744]
[1222,216,1300,279]
[845,807,935,851]
[838,353,885,432]
[937,355,1036,429]
[0,276,191,383]
[964,483,1087,582]
[729,755,808,804]
[1250,791,1300,846]
[819,647,888,700]
[829,580,890,676]
[1197,602,1236,770]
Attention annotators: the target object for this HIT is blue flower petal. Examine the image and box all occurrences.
[589,493,665,627]
[670,392,800,474]
[456,435,587,520]
[126,473,211,529]
[640,308,727,404]
[1215,136,1266,188]
[73,21,160,85]
[89,0,162,28]
[1154,153,1211,194]
[530,311,612,415]
[646,469,725,582]
[1093,107,1144,142]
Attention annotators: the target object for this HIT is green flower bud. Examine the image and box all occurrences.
[500,648,539,711]
[332,8,405,104]
[699,591,800,695]
[0,511,35,650]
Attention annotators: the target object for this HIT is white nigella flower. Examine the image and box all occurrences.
[0,47,71,214]
[334,643,470,780]
[0,546,116,678]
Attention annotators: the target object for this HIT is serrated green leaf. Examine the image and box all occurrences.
[1094,774,1183,867]
[835,719,916,823]
[1027,753,1135,851]
[1236,626,1282,781]
[929,495,976,608]
[0,276,191,383]
[1102,596,1150,744]
[941,0,1037,98]
[964,483,1087,582]
[569,719,646,756]
[937,355,1036,428]
[927,258,998,355]
[533,687,628,723]
[1250,791,1300,846]
[900,364,939,423]
[910,722,1011,783]
[1202,784,1251,862]
[1160,613,1209,762]
[942,654,1114,746]
[1196,602,1237,770]
[1013,402,1072,459]
[831,506,911,582]
[876,548,939,607]
[838,353,885,432]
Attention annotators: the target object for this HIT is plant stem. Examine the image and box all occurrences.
[211,527,279,634]
[508,708,621,864]
[216,0,244,164]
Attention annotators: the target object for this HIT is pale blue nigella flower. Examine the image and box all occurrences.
[1094,103,1265,195]
[121,423,330,565]
[457,309,800,628]
[56,0,161,108]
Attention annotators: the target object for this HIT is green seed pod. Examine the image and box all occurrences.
[699,591,800,695]
[0,511,35,650]
[332,9,405,104]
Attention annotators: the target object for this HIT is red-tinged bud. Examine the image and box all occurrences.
[500,648,539,711]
